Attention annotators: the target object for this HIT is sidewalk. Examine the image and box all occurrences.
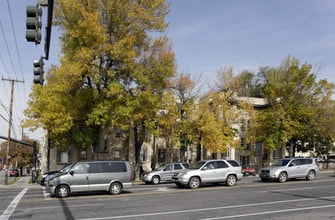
[0,176,42,189]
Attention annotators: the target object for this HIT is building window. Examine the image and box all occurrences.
[103,138,109,152]
[273,148,282,159]
[240,155,250,166]
[114,150,120,160]
[57,150,72,164]
[80,151,87,159]
[158,149,166,160]
[140,149,147,163]
[240,138,246,148]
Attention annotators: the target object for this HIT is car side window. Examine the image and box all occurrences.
[216,161,228,168]
[73,163,88,174]
[290,159,299,166]
[164,164,172,171]
[226,160,240,167]
[205,162,215,169]
[174,164,182,170]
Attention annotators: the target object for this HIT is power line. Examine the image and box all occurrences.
[6,0,26,115]
[0,22,17,79]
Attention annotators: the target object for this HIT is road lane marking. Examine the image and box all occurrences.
[0,188,28,220]
[201,204,335,219]
[77,196,335,220]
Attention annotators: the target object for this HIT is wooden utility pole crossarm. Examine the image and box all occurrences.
[1,77,24,184]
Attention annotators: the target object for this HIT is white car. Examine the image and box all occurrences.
[172,159,243,189]
[142,162,189,184]
[259,158,319,183]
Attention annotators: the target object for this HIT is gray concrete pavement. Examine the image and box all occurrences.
[0,175,42,189]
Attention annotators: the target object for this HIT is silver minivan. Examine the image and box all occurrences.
[45,161,133,198]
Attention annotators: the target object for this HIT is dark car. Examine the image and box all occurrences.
[40,163,72,186]
[9,168,19,177]
[242,165,257,176]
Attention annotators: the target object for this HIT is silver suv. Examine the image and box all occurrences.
[259,157,319,183]
[172,159,243,189]
[142,162,189,184]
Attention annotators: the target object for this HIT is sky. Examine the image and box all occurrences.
[1,0,335,143]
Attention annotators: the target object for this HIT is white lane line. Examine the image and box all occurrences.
[201,204,335,219]
[42,187,52,200]
[77,196,335,220]
[0,188,28,220]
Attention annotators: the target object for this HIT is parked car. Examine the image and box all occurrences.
[142,162,189,184]
[9,168,19,177]
[259,157,319,183]
[45,160,133,198]
[40,163,72,186]
[242,165,257,176]
[172,159,243,189]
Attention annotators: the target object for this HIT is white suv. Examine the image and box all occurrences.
[172,159,243,189]
[259,158,319,183]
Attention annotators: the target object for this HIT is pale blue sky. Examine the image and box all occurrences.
[166,0,335,82]
[1,0,335,141]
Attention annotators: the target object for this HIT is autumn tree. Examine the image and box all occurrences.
[193,66,249,157]
[0,136,36,169]
[250,56,335,157]
[155,73,203,162]
[24,0,175,166]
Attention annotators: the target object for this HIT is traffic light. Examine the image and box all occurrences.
[33,57,44,85]
[26,5,42,44]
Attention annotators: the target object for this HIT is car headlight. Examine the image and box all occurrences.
[42,174,48,178]
[179,171,188,176]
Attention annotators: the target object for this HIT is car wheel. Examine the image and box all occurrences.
[188,177,200,189]
[226,175,237,186]
[109,182,122,195]
[278,172,288,183]
[306,170,315,181]
[151,176,160,185]
[55,185,70,198]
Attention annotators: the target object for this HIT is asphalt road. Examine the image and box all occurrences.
[1,172,335,220]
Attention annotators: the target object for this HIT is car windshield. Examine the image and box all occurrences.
[272,159,290,166]
[155,164,166,171]
[189,161,207,169]
[60,164,72,173]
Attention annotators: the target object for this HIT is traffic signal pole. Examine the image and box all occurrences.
[1,77,24,184]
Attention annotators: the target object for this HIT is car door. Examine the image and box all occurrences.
[287,159,302,178]
[160,164,173,181]
[200,161,217,183]
[68,162,89,192]
[215,161,230,182]
[298,159,312,176]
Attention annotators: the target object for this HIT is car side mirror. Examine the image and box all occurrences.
[70,170,74,176]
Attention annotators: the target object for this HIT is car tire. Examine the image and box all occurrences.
[109,182,122,195]
[226,175,237,186]
[306,170,315,181]
[278,172,288,183]
[55,185,70,198]
[151,176,160,185]
[188,177,200,189]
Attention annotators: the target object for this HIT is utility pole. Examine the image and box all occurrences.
[2,77,24,184]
